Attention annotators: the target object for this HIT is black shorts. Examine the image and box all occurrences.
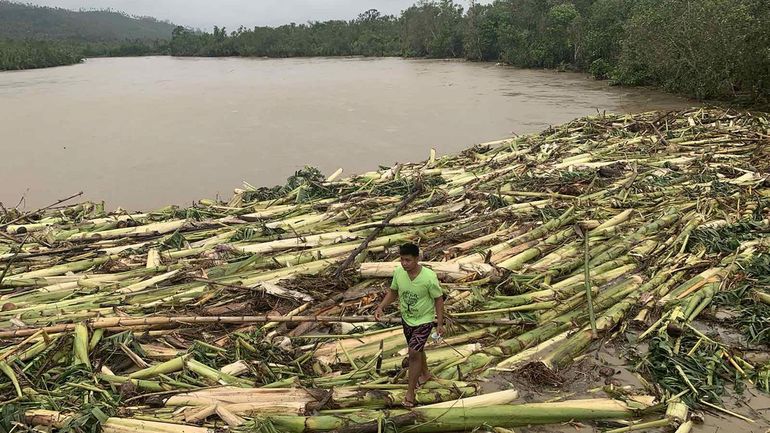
[402,322,434,352]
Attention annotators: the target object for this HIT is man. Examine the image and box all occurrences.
[374,243,445,407]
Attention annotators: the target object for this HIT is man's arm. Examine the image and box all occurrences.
[428,273,445,336]
[374,289,397,321]
[434,296,445,336]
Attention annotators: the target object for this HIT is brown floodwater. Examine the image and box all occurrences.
[0,56,693,210]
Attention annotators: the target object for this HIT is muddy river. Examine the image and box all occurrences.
[0,56,692,210]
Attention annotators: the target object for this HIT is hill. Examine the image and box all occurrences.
[0,1,176,42]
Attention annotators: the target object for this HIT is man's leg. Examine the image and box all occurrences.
[417,324,433,385]
[405,348,421,405]
[404,323,432,405]
[419,351,431,382]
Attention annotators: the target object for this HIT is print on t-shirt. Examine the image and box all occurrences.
[402,291,419,315]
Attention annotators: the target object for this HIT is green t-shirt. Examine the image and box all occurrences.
[390,265,443,326]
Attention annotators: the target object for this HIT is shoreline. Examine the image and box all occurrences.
[2,52,723,107]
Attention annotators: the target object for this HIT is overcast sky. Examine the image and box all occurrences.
[21,0,482,30]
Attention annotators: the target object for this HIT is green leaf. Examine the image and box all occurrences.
[91,407,109,424]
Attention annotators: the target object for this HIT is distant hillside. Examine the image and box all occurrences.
[0,1,176,41]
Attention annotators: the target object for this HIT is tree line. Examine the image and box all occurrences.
[0,39,169,71]
[2,0,767,103]
[0,40,83,70]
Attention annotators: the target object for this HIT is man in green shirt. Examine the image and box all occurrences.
[374,243,445,407]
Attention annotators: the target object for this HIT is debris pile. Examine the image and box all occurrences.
[1,107,769,432]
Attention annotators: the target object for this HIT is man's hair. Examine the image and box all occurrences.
[399,243,420,258]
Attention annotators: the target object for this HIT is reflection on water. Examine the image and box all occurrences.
[0,56,693,210]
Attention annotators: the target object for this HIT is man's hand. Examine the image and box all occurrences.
[436,324,446,338]
[376,290,398,322]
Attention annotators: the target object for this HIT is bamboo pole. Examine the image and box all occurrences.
[267,398,646,433]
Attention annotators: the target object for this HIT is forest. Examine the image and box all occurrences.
[1,0,768,102]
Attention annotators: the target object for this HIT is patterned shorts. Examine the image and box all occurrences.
[402,322,434,352]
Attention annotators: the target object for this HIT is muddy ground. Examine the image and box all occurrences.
[476,319,770,433]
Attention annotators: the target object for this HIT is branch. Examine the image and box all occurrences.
[332,180,424,279]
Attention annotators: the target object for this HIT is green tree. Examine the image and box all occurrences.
[617,0,768,100]
[579,0,634,77]
[542,3,581,68]
[401,0,464,58]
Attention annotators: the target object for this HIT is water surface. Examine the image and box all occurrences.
[0,56,692,210]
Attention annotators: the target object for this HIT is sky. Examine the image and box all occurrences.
[20,0,483,30]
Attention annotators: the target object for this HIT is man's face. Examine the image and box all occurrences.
[400,254,419,272]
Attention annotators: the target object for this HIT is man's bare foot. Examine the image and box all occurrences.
[417,374,433,388]
[403,391,417,408]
